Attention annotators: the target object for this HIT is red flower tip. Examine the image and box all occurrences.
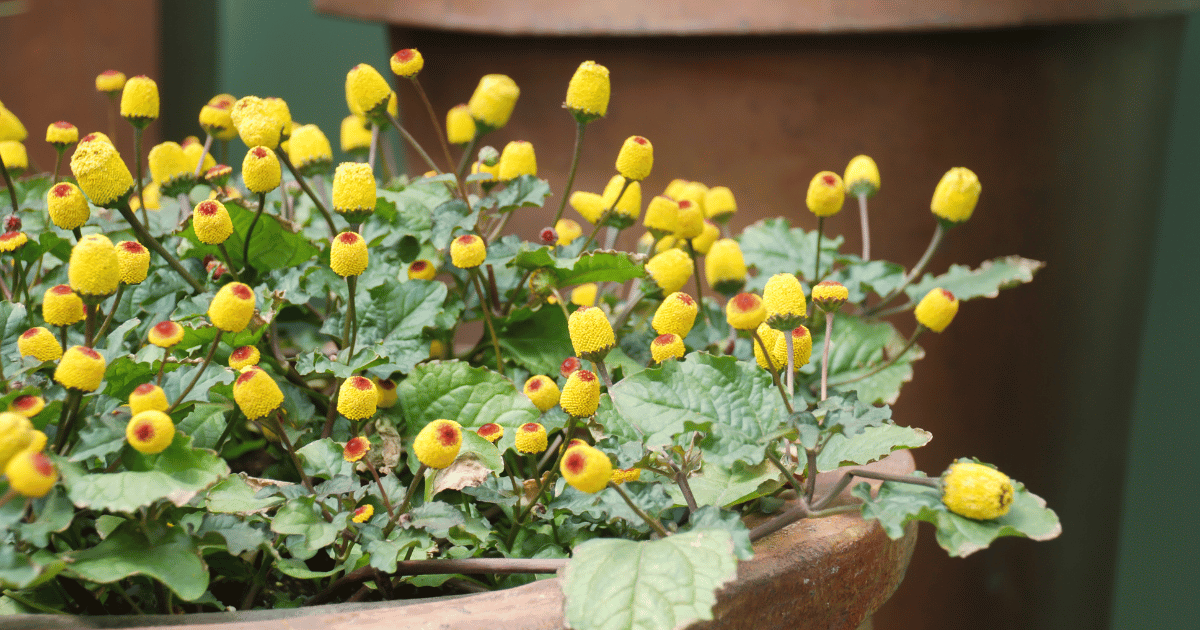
[576,370,597,382]
[732,293,759,311]
[231,347,253,360]
[564,451,586,474]
[393,49,416,62]
[338,232,360,244]
[134,422,155,442]
[250,147,269,158]
[77,347,101,360]
[940,289,956,301]
[560,356,581,378]
[52,183,73,197]
[457,234,477,245]
[377,378,396,391]
[5,216,21,232]
[134,383,157,394]
[53,121,73,129]
[520,422,540,432]
[821,174,837,186]
[792,326,809,338]
[231,284,253,300]
[100,70,121,77]
[633,136,648,145]
[82,133,100,143]
[153,321,180,336]
[540,228,557,244]
[410,261,428,272]
[120,241,146,253]
[477,423,501,438]
[197,200,219,216]
[20,328,38,339]
[349,376,372,390]
[236,369,259,385]
[436,423,458,446]
[32,453,53,477]
[12,395,38,411]
[653,334,676,346]
[678,293,695,306]
[678,200,693,209]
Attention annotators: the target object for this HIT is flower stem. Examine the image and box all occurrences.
[51,390,83,455]
[785,331,795,398]
[166,330,222,413]
[748,500,860,543]
[133,127,149,227]
[609,482,669,537]
[857,193,871,261]
[9,258,22,305]
[192,133,213,178]
[751,329,794,415]
[156,347,170,385]
[271,412,321,500]
[455,136,481,185]
[805,448,819,503]
[579,178,632,252]
[0,152,18,214]
[367,124,379,171]
[52,147,65,185]
[213,408,240,452]
[469,270,504,375]
[553,121,587,226]
[95,284,125,341]
[115,203,205,293]
[216,243,240,282]
[868,220,947,315]
[595,359,613,388]
[813,216,825,283]
[83,301,97,347]
[274,148,337,237]
[384,111,441,175]
[58,325,67,352]
[384,463,428,538]
[811,468,941,511]
[342,275,357,359]
[410,77,456,175]
[509,416,578,539]
[828,325,924,389]
[820,311,834,401]
[243,193,266,275]
[686,240,708,324]
[365,459,395,521]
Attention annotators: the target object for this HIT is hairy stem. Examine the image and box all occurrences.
[167,330,222,413]
[242,193,266,275]
[552,121,586,226]
[609,482,669,537]
[820,311,834,401]
[470,270,504,375]
[857,193,870,261]
[115,203,206,293]
[275,148,337,237]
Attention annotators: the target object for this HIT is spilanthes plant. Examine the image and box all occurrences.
[0,50,1056,630]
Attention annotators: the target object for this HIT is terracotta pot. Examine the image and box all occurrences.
[16,451,915,630]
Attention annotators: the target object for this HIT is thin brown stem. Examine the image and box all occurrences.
[820,311,834,401]
[751,329,794,415]
[813,217,825,283]
[275,148,337,237]
[594,359,614,389]
[365,459,395,521]
[470,270,504,375]
[868,221,947,314]
[216,243,240,282]
[805,448,819,503]
[748,501,859,542]
[811,468,941,511]
[384,463,428,538]
[94,284,125,341]
[609,482,669,537]
[166,330,222,413]
[133,127,149,227]
[828,326,924,389]
[51,390,83,455]
[193,134,214,178]
[273,413,321,499]
[243,193,267,274]
[410,77,456,174]
[0,152,18,215]
[115,203,206,293]
[579,178,632,252]
[857,193,870,261]
[686,240,708,323]
[384,111,441,175]
[52,148,65,185]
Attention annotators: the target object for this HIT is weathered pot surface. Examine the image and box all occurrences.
[14,451,916,630]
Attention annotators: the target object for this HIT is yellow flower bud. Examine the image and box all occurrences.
[148,142,194,193]
[643,196,678,239]
[228,346,260,371]
[413,419,463,469]
[726,292,766,331]
[18,327,62,362]
[674,200,704,240]
[0,106,24,143]
[340,115,372,153]
[42,285,85,327]
[199,94,237,141]
[407,259,436,280]
[568,306,615,361]
[429,339,447,360]
[338,376,379,420]
[69,234,120,299]
[560,369,601,418]
[774,325,813,369]
[45,121,78,147]
[95,69,126,94]
[705,239,747,296]
[126,410,175,455]
[330,232,369,277]
[570,191,606,225]
[390,48,424,78]
[762,273,806,329]
[615,136,653,181]
[232,367,283,420]
[570,283,598,307]
[343,436,371,462]
[844,155,880,198]
[704,186,737,221]
[662,178,690,201]
[651,333,685,364]
[208,282,257,333]
[753,324,786,371]
[942,461,1014,520]
[129,383,169,416]
[644,248,693,296]
[471,160,498,182]
[445,104,475,145]
[0,413,33,470]
[450,234,486,269]
[692,220,719,255]
[0,231,27,253]
[652,292,698,338]
[80,131,112,146]
[476,423,504,444]
[610,467,641,484]
[565,61,610,122]
[5,450,57,499]
[115,241,150,285]
[807,171,845,218]
[523,375,561,413]
[555,218,582,245]
[515,422,548,454]
[148,321,185,348]
[497,140,537,181]
[120,75,159,123]
[345,63,393,118]
[352,504,375,523]
[931,167,981,224]
[560,444,612,494]
[46,182,91,230]
[10,395,45,419]
[132,181,161,211]
[242,146,281,194]
[812,280,849,314]
[69,137,134,208]
[601,175,641,225]
[331,162,376,222]
[231,96,286,150]
[287,124,333,175]
[193,200,234,245]
[915,288,959,333]
[0,141,26,173]
[468,74,520,130]
[182,139,216,174]
[676,181,708,216]
[374,378,398,408]
[54,345,107,392]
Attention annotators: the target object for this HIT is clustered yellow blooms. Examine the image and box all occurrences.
[560,443,612,493]
[555,219,582,245]
[340,115,373,154]
[18,327,62,362]
[288,124,334,175]
[330,232,369,277]
[725,292,767,331]
[115,241,150,285]
[523,375,561,413]
[232,367,283,420]
[914,288,959,333]
[844,154,881,198]
[0,231,27,253]
[54,346,107,392]
[338,376,379,420]
[182,136,217,173]
[193,200,234,245]
[413,419,463,469]
[615,136,653,182]
[5,447,58,499]
[343,436,371,462]
[643,195,679,239]
[129,383,169,416]
[45,121,78,147]
[570,191,605,225]
[704,186,737,223]
[199,94,237,141]
[753,324,787,371]
[231,96,291,149]
[806,171,845,218]
[674,199,704,240]
[0,141,25,173]
[120,75,159,125]
[125,410,175,455]
[610,467,641,484]
[352,504,375,524]
[811,280,849,313]
[568,306,615,361]
[600,175,641,226]
[941,461,1014,520]
[560,369,601,418]
[46,182,91,230]
[148,141,193,193]
[345,63,393,119]
[95,69,126,94]
[228,346,261,370]
[208,282,257,333]
[570,284,598,307]
[407,260,436,280]
[515,422,548,454]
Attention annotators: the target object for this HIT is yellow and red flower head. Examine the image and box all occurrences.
[705,238,747,296]
[915,288,959,333]
[193,200,234,245]
[129,383,169,416]
[287,124,334,177]
[643,196,679,239]
[345,63,393,119]
[673,199,704,241]
[233,367,283,420]
[413,419,463,469]
[775,325,813,368]
[560,444,612,493]
[343,436,371,462]
[565,61,610,123]
[331,162,376,223]
[47,182,91,230]
[69,234,120,300]
[374,378,398,408]
[568,306,615,362]
[450,234,486,269]
[0,231,27,253]
[5,449,57,498]
[806,171,845,218]
[9,395,45,419]
[615,136,653,182]
[148,320,185,348]
[555,218,582,245]
[407,259,436,280]
[42,285,85,327]
[208,282,257,333]
[763,273,806,330]
[204,164,233,189]
[468,74,520,131]
[812,280,849,313]
[331,232,369,277]
[126,410,175,455]
[148,141,195,194]
[941,461,1013,520]
[183,140,216,174]
[18,327,62,362]
[351,504,375,523]
[45,121,78,148]
[651,333,685,364]
[54,345,107,392]
[931,167,981,224]
[338,376,379,421]
[231,96,286,150]
[242,146,281,194]
[560,369,601,418]
[199,94,238,141]
[95,70,126,94]
[645,248,693,296]
[116,241,150,285]
[228,346,261,371]
[120,75,159,125]
[476,423,504,444]
[515,422,548,454]
[0,412,33,471]
[69,136,134,208]
[523,375,561,413]
[652,292,698,338]
[726,292,767,331]
[753,324,786,371]
[390,48,425,78]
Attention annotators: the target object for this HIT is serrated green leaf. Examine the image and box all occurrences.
[297,438,356,480]
[815,393,893,438]
[854,476,1061,558]
[682,506,754,560]
[828,257,907,304]
[430,199,478,249]
[816,423,932,472]
[737,218,843,290]
[366,529,433,573]
[67,413,128,463]
[408,501,465,538]
[677,460,781,509]
[193,513,269,555]
[905,256,1044,303]
[603,353,788,466]
[65,520,209,601]
[179,199,320,271]
[204,474,285,514]
[817,315,924,405]
[177,403,231,451]
[0,545,64,590]
[498,305,572,375]
[14,488,75,547]
[511,249,645,286]
[352,279,447,375]
[562,529,739,630]
[270,497,342,553]
[550,481,673,534]
[398,361,540,438]
[489,175,552,212]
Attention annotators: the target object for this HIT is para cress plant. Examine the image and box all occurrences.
[0,50,1059,628]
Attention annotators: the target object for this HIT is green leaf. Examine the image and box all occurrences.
[905,255,1044,303]
[398,361,540,437]
[489,175,552,212]
[430,199,479,249]
[498,305,573,375]
[816,423,932,472]
[818,315,924,405]
[204,474,285,515]
[561,529,739,630]
[177,403,231,451]
[682,506,754,560]
[550,481,673,534]
[67,413,128,463]
[511,249,646,286]
[270,496,342,553]
[603,353,788,467]
[828,257,906,304]
[353,279,448,375]
[179,199,320,272]
[193,513,269,555]
[297,438,356,481]
[0,544,65,590]
[678,460,781,509]
[854,476,1061,558]
[737,218,843,290]
[15,488,75,547]
[65,520,209,601]
[365,529,434,573]
[60,433,230,513]
[815,393,893,438]
[407,501,466,538]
